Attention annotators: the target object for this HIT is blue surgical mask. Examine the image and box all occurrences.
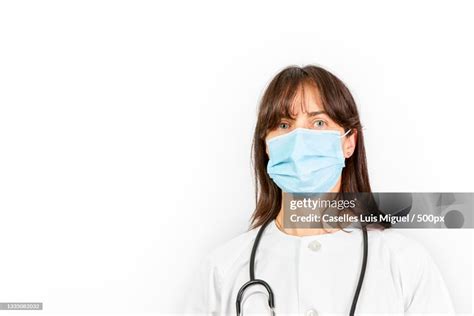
[266,128,349,193]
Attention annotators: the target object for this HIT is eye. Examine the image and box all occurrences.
[278,122,290,129]
[313,119,326,129]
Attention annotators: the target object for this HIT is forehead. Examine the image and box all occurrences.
[289,83,324,116]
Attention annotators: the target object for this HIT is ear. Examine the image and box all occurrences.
[343,129,357,158]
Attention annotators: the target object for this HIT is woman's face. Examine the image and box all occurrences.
[265,83,357,160]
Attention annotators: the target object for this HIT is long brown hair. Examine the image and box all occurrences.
[250,65,385,229]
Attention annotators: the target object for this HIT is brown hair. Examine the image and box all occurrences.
[250,64,389,229]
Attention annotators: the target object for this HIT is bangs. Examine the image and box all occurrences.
[259,77,319,138]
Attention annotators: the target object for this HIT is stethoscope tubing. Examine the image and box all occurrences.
[236,219,368,316]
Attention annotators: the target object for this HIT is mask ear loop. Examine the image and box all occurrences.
[340,129,351,138]
[340,126,366,138]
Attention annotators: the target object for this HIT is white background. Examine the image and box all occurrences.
[0,0,473,314]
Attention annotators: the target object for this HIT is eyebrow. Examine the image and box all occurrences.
[307,111,327,117]
[281,110,327,120]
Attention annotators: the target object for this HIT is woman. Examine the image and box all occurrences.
[186,65,454,315]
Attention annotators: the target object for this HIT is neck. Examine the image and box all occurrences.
[275,199,342,237]
[275,179,343,237]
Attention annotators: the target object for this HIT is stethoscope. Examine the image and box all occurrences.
[236,219,368,316]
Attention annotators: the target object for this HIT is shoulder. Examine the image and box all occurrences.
[184,227,260,313]
[370,228,431,261]
[203,225,260,277]
[185,226,259,307]
[369,229,442,300]
[370,229,455,313]
[367,228,435,286]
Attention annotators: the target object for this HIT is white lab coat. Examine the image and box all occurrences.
[185,220,455,316]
